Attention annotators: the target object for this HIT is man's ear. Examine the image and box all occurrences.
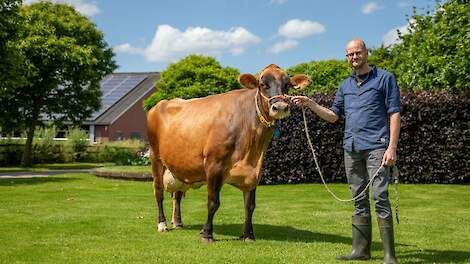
[290,74,311,90]
[239,74,258,89]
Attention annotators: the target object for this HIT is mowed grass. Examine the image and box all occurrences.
[1,173,469,264]
[0,163,111,173]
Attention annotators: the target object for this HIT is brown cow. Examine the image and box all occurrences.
[146,64,310,242]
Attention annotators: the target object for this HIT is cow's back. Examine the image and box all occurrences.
[147,89,251,184]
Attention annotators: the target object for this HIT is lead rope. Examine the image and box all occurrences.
[301,107,400,223]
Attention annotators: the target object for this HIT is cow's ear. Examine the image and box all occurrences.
[290,74,311,90]
[239,74,258,89]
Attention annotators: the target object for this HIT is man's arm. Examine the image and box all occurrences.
[382,112,400,166]
[291,96,339,123]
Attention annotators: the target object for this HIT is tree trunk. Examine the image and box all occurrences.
[21,107,40,167]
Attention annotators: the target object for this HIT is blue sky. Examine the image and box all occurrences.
[25,0,436,74]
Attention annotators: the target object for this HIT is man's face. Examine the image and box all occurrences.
[346,42,368,69]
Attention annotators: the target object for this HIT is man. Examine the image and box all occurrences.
[291,39,400,264]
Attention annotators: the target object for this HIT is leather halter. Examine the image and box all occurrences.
[254,88,291,127]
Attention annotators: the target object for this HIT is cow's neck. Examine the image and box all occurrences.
[242,88,275,152]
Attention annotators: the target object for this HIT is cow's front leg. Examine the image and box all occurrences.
[241,187,256,241]
[151,158,167,232]
[172,191,184,228]
[201,161,223,242]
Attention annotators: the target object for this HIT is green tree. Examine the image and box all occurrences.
[5,2,116,166]
[143,55,240,111]
[287,59,350,94]
[0,0,29,111]
[370,0,470,92]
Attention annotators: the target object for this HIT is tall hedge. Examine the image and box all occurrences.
[261,92,470,184]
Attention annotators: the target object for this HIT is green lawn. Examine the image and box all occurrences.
[0,162,111,173]
[0,173,469,264]
[94,165,151,174]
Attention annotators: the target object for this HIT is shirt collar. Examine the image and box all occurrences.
[349,65,376,80]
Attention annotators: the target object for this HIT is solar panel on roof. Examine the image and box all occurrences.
[90,73,148,119]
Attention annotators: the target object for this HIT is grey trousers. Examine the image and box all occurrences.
[344,148,392,218]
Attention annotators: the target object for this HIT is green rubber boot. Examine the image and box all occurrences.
[336,215,371,261]
[378,216,398,264]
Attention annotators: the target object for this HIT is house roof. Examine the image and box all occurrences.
[87,72,160,125]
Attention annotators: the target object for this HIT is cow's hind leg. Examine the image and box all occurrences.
[172,191,184,228]
[151,154,167,232]
[241,188,256,241]
[201,161,224,242]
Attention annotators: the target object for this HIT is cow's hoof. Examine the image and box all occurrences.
[243,237,256,242]
[157,222,168,232]
[240,234,256,242]
[200,236,214,243]
[173,223,184,229]
[240,233,255,242]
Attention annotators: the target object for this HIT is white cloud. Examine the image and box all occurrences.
[267,39,298,54]
[382,20,415,46]
[115,25,261,63]
[362,2,380,14]
[278,19,326,39]
[113,43,143,55]
[24,0,99,16]
[269,0,288,5]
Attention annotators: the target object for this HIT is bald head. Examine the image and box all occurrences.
[346,38,367,52]
[345,38,370,73]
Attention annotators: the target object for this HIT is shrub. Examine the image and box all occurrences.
[261,92,470,184]
[143,55,240,111]
[32,125,62,163]
[82,139,145,165]
[64,126,89,161]
[0,138,24,166]
[287,60,350,94]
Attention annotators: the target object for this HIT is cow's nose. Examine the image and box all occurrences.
[272,103,288,112]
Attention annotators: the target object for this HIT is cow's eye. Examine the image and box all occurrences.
[260,82,269,89]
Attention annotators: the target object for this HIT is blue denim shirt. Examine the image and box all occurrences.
[331,67,400,152]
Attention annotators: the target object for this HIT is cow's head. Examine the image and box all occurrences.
[239,64,310,120]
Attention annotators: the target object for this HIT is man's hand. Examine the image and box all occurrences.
[291,96,313,107]
[382,147,397,167]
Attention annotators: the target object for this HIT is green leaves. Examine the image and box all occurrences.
[287,60,350,94]
[143,55,240,111]
[1,1,116,164]
[370,0,470,92]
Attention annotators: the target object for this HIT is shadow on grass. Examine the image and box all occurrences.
[400,249,470,264]
[183,223,469,262]
[184,223,377,246]
[0,176,78,186]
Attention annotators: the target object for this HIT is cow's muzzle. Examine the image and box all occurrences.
[270,101,290,119]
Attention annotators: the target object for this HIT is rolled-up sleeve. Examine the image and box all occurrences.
[331,86,345,117]
[385,75,400,114]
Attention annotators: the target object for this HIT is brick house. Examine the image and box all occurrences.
[84,72,160,143]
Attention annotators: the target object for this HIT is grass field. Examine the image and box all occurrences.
[1,173,469,263]
[0,163,111,173]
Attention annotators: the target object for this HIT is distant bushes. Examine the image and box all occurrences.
[261,92,470,184]
[0,138,147,166]
[287,60,350,94]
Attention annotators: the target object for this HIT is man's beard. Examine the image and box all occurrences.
[350,59,365,69]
